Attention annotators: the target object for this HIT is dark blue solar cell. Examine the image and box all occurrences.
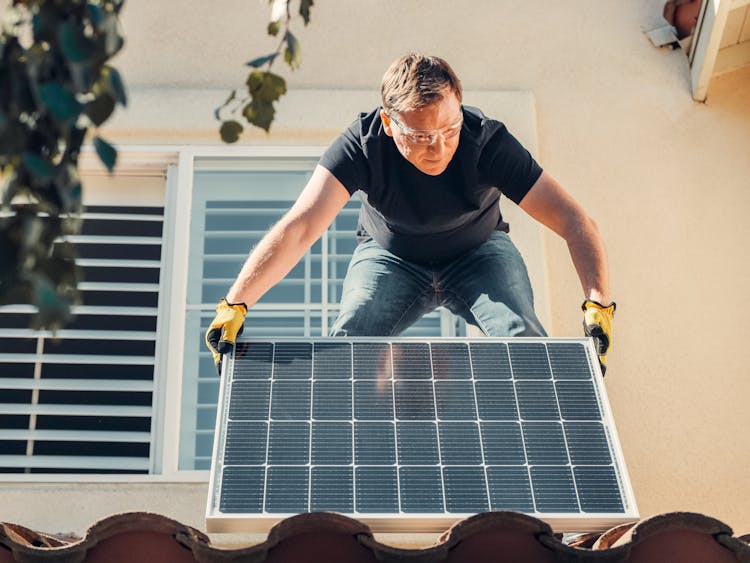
[270,380,311,420]
[355,466,398,513]
[265,466,309,513]
[354,380,394,420]
[486,466,534,512]
[523,422,569,465]
[531,466,579,513]
[435,381,477,420]
[516,381,560,420]
[311,467,353,512]
[224,421,267,465]
[509,342,551,379]
[233,342,273,379]
[574,466,624,513]
[480,422,525,465]
[273,342,312,379]
[394,380,435,420]
[267,421,309,464]
[354,422,396,465]
[313,381,352,420]
[438,422,483,465]
[353,343,392,380]
[443,466,489,513]
[220,466,264,513]
[475,380,518,420]
[469,342,511,379]
[311,421,352,464]
[431,342,471,380]
[397,422,439,465]
[564,422,612,465]
[556,380,601,420]
[392,343,431,379]
[399,466,444,513]
[229,380,270,420]
[547,343,592,380]
[313,342,352,379]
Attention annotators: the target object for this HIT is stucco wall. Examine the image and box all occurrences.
[2,0,748,538]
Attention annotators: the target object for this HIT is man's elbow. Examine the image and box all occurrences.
[563,212,601,243]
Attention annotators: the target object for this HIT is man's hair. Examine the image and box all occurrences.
[380,53,462,114]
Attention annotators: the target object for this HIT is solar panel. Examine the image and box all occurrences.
[206,337,638,533]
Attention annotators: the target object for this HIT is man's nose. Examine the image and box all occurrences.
[428,136,447,154]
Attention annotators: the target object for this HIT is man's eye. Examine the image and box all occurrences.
[411,133,431,144]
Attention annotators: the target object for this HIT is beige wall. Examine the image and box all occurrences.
[3,0,749,538]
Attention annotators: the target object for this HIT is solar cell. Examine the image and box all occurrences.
[207,337,638,532]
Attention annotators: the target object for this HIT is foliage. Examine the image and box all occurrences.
[216,0,313,140]
[0,0,126,329]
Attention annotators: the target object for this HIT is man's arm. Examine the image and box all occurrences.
[518,171,610,303]
[519,171,616,372]
[225,164,351,307]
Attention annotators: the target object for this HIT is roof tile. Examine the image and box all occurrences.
[1,511,748,562]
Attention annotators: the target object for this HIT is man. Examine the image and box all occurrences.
[206,53,615,373]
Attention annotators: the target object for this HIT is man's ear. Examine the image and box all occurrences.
[380,110,394,137]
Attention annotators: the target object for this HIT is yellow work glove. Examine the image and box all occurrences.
[205,299,247,375]
[582,299,616,375]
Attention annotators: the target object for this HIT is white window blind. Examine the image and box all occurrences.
[0,205,164,474]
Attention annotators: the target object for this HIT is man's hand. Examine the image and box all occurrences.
[205,299,247,375]
[582,300,616,375]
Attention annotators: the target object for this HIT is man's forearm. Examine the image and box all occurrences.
[565,215,611,304]
[225,216,310,308]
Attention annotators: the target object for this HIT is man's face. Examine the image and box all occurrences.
[382,90,462,176]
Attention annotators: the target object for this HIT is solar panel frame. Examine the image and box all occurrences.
[206,337,638,533]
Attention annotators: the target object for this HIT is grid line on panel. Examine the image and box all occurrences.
[307,345,314,513]
[466,343,493,507]
[543,343,582,513]
[350,343,356,508]
[428,343,448,513]
[505,341,537,513]
[260,343,274,513]
[387,343,403,514]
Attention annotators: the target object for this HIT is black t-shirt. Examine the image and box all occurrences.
[319,105,543,264]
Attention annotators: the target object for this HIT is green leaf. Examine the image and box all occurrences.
[84,93,116,126]
[219,120,243,143]
[299,0,313,24]
[58,20,95,63]
[86,3,105,29]
[246,71,287,103]
[39,83,83,121]
[101,14,124,57]
[284,32,301,70]
[106,66,127,107]
[93,135,117,172]
[54,163,82,214]
[31,273,72,331]
[246,53,278,68]
[242,100,275,132]
[22,153,56,179]
[214,89,237,120]
[267,20,281,36]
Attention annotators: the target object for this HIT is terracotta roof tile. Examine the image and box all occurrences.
[1,511,748,562]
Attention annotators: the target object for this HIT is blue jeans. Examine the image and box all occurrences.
[329,231,547,337]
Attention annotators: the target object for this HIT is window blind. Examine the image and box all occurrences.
[0,205,164,474]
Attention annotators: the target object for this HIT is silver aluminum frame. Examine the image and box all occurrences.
[206,336,639,533]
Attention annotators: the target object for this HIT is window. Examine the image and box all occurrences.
[0,148,462,477]
[178,156,460,470]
